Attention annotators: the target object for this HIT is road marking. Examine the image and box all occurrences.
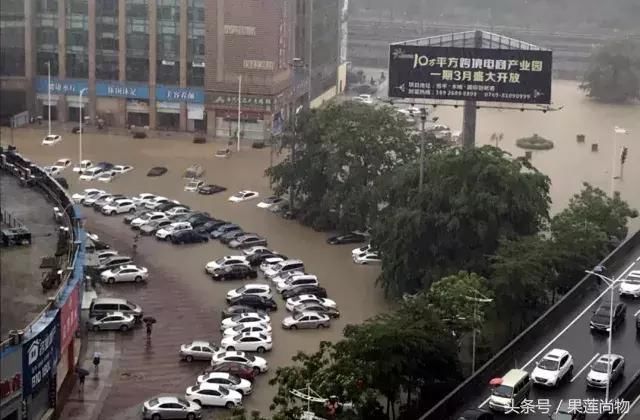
[634,308,640,317]
[570,353,600,382]
[479,260,638,409]
[619,393,640,419]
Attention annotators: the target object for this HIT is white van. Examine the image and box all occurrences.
[488,369,532,412]
[79,167,104,181]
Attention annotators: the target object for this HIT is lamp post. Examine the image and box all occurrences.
[464,288,493,375]
[611,126,629,197]
[585,266,618,403]
[418,110,438,193]
[46,61,52,136]
[78,88,88,167]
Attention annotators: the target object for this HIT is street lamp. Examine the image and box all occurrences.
[464,288,493,375]
[78,88,88,167]
[585,266,619,403]
[611,126,629,197]
[418,110,438,193]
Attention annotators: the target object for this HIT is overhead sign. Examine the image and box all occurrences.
[35,78,88,95]
[207,93,273,111]
[22,312,59,396]
[388,45,552,104]
[156,86,204,104]
[96,81,150,99]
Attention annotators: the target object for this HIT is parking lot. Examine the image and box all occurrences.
[11,127,390,417]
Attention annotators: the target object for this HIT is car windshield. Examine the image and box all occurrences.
[245,354,256,361]
[228,375,241,384]
[219,386,229,395]
[111,266,124,273]
[235,286,247,293]
[188,181,199,187]
[177,397,190,406]
[624,278,640,284]
[593,361,612,373]
[538,358,560,370]
[492,385,513,398]
[293,312,306,320]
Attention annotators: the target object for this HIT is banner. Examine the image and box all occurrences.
[22,312,60,396]
[60,285,79,351]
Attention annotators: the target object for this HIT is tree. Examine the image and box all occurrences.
[580,39,640,103]
[373,146,551,297]
[266,102,416,231]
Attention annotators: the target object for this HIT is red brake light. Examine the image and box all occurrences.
[489,377,503,387]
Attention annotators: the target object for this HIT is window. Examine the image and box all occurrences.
[37,0,57,14]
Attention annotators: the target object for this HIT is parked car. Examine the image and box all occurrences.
[101,199,136,215]
[221,332,272,353]
[87,311,136,332]
[531,349,574,387]
[229,234,268,249]
[220,313,271,330]
[196,220,228,234]
[52,158,72,168]
[131,212,168,229]
[226,284,272,301]
[228,190,259,203]
[619,270,640,298]
[185,213,213,228]
[112,164,134,174]
[196,372,252,396]
[184,164,204,179]
[211,265,258,281]
[100,264,149,284]
[79,166,105,181]
[205,255,250,274]
[219,230,246,245]
[198,184,227,195]
[185,383,243,409]
[147,166,168,177]
[93,194,127,210]
[248,253,288,267]
[590,301,626,332]
[156,201,184,213]
[171,230,209,244]
[89,297,143,320]
[145,196,174,210]
[83,191,111,206]
[352,244,373,256]
[256,196,286,209]
[210,351,269,374]
[586,354,625,388]
[275,274,319,293]
[165,206,191,217]
[211,223,242,239]
[140,219,173,236]
[228,295,278,312]
[263,259,305,279]
[95,255,133,272]
[132,193,156,206]
[97,170,119,183]
[282,285,328,300]
[221,305,267,319]
[206,362,256,383]
[327,231,368,245]
[142,395,202,420]
[124,209,149,224]
[353,252,381,265]
[95,249,119,263]
[42,134,62,145]
[43,165,63,176]
[222,323,272,338]
[179,341,222,362]
[185,179,204,192]
[72,188,104,204]
[285,294,337,312]
[242,246,271,256]
[72,159,93,173]
[156,222,192,240]
[293,303,340,319]
[282,311,331,330]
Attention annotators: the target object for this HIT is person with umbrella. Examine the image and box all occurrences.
[92,351,102,377]
[143,316,156,339]
[76,367,89,393]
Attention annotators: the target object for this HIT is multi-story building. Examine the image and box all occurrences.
[0,0,343,140]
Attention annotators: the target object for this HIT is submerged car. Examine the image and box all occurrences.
[198,184,227,195]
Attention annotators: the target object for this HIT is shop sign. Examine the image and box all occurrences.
[224,25,256,36]
[243,60,275,71]
[0,346,22,404]
[96,81,149,99]
[156,86,204,104]
[22,312,59,396]
[59,285,79,351]
[35,78,88,95]
[208,93,273,111]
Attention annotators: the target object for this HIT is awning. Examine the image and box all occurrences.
[187,104,204,120]
[156,101,181,114]
[67,95,89,108]
[37,93,60,106]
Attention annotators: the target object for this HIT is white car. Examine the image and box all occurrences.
[243,246,271,256]
[259,257,286,272]
[95,249,119,262]
[72,159,92,173]
[205,256,249,274]
[43,166,63,176]
[196,372,252,396]
[228,190,259,203]
[185,383,243,409]
[100,264,148,283]
[285,295,337,312]
[220,313,271,330]
[531,349,574,387]
[42,134,62,145]
[353,252,381,265]
[352,244,372,256]
[282,311,331,330]
[223,323,272,338]
[130,212,167,228]
[226,284,272,301]
[72,188,104,203]
[54,158,72,168]
[179,341,222,362]
[586,354,625,388]
[79,167,104,181]
[132,193,156,206]
[145,196,170,209]
[210,351,269,373]
[619,270,640,298]
[275,274,319,293]
[156,222,192,240]
[221,332,272,353]
[185,179,204,192]
[165,206,191,217]
[270,270,304,285]
[256,196,286,209]
[101,199,136,215]
[83,191,111,206]
[113,165,133,174]
[97,170,118,183]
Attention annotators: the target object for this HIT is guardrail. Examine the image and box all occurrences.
[598,370,640,420]
[419,229,640,420]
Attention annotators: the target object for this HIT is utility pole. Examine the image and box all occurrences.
[46,61,52,136]
[237,75,242,152]
[419,109,427,192]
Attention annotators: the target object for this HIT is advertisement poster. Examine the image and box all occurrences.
[22,312,60,396]
[60,286,79,351]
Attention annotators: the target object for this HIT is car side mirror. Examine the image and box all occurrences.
[535,361,539,366]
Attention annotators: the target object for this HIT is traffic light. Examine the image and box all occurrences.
[620,147,628,165]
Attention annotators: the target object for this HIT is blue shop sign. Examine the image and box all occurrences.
[156,86,204,103]
[22,311,59,396]
[96,81,149,99]
[35,77,88,95]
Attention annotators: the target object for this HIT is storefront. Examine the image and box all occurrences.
[36,94,59,122]
[0,345,23,420]
[156,102,181,130]
[156,86,205,132]
[187,103,205,132]
[35,78,89,123]
[66,95,88,124]
[207,93,274,141]
[126,100,150,127]
[96,81,151,128]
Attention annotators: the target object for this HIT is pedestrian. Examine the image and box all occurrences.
[146,322,153,339]
[132,233,140,255]
[92,351,102,376]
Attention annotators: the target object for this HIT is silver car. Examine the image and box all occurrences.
[87,311,136,332]
[142,395,202,420]
[282,311,331,330]
[586,354,625,388]
[179,341,222,362]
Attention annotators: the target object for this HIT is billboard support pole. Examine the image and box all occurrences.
[461,30,483,149]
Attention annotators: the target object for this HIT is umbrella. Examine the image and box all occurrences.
[143,316,157,324]
[75,367,89,377]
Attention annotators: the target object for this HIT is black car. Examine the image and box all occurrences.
[294,303,340,318]
[170,229,209,244]
[228,295,278,312]
[124,209,149,224]
[247,252,288,267]
[195,220,228,234]
[186,213,212,228]
[198,184,227,195]
[211,265,258,281]
[220,230,246,244]
[457,409,494,420]
[326,232,368,245]
[147,166,167,177]
[282,285,328,300]
[221,305,267,319]
[169,213,193,222]
[211,224,241,239]
[590,301,626,332]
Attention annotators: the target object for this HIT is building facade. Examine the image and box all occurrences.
[0,0,341,139]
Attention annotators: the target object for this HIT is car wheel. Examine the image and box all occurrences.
[120,325,129,332]
[253,367,261,375]
[257,347,265,353]
[110,210,116,215]
[225,402,235,409]
[187,413,196,420]
[151,414,161,420]
[92,325,100,332]
[185,355,194,362]
[317,323,324,329]
[226,346,235,351]
[566,365,574,382]
[108,277,115,284]
[290,325,297,330]
[135,276,142,283]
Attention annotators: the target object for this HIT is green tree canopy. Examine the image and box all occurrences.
[372,146,552,297]
[266,102,416,231]
[581,39,640,103]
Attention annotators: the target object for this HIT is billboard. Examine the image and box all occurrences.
[388,45,552,104]
[60,285,79,351]
[22,312,60,396]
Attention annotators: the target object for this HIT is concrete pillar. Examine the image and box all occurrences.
[118,0,127,126]
[207,108,217,136]
[148,1,157,129]
[57,0,67,122]
[179,0,188,131]
[24,0,36,115]
[87,0,97,122]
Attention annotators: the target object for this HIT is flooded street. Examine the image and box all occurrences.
[4,79,639,416]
